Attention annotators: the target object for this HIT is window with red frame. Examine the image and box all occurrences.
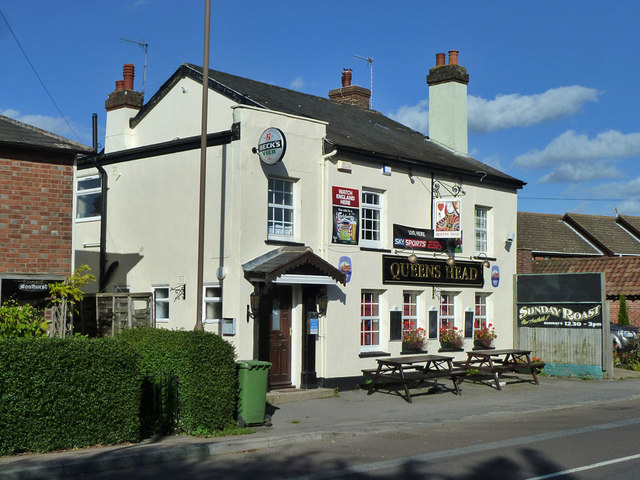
[361,291,380,350]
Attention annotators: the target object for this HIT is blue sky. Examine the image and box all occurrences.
[2,1,639,216]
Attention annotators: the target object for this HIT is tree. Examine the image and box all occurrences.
[48,265,96,338]
[618,294,630,326]
[0,300,48,338]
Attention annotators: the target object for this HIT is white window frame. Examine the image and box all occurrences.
[203,284,222,325]
[76,175,102,222]
[439,293,456,330]
[474,293,489,334]
[153,286,170,324]
[360,291,380,352]
[267,177,295,241]
[402,291,418,334]
[474,206,490,254]
[361,190,383,248]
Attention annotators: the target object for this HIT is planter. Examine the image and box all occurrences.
[474,340,495,349]
[439,341,463,352]
[402,342,424,353]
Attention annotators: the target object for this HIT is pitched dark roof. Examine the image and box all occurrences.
[616,215,640,238]
[242,247,346,285]
[564,213,640,256]
[517,212,601,255]
[134,64,524,190]
[531,256,640,297]
[0,115,92,156]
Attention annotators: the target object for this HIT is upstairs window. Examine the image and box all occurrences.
[76,176,102,220]
[361,190,382,248]
[268,178,294,240]
[475,206,489,254]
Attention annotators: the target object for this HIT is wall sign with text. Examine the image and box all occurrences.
[517,303,603,329]
[382,255,483,287]
[331,186,359,245]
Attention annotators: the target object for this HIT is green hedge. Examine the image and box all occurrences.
[0,337,141,455]
[117,328,237,436]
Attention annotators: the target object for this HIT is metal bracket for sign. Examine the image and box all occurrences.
[433,178,465,198]
[432,286,443,301]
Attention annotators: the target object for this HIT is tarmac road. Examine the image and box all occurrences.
[3,370,640,479]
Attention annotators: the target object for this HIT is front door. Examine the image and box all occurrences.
[269,286,292,387]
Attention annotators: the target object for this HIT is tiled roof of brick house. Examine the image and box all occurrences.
[531,256,640,297]
[0,115,92,155]
[564,213,640,256]
[517,212,601,255]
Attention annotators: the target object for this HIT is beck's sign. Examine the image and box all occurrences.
[257,128,286,164]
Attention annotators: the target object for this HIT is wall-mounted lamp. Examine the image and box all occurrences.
[395,248,419,264]
[445,254,456,266]
[317,292,328,317]
[474,252,491,268]
[506,233,515,243]
[247,290,261,320]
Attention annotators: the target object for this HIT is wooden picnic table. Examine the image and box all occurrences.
[363,354,466,403]
[461,348,545,390]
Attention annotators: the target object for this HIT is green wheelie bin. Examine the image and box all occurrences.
[236,360,272,427]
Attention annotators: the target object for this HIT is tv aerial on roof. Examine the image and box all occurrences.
[120,37,149,99]
[354,54,373,109]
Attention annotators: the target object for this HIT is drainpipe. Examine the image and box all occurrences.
[91,113,108,292]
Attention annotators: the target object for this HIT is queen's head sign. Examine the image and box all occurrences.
[434,199,461,238]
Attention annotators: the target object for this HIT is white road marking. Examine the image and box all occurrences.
[525,453,640,479]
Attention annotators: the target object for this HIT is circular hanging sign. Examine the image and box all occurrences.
[257,128,286,165]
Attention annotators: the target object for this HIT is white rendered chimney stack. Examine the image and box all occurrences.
[426,50,469,155]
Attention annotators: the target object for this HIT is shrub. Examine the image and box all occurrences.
[0,300,48,338]
[618,294,630,326]
[116,328,237,436]
[0,337,141,454]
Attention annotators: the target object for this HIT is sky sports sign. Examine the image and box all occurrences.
[393,224,446,252]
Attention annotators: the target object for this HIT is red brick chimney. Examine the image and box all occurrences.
[105,63,144,111]
[328,69,371,108]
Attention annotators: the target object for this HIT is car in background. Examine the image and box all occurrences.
[611,323,640,352]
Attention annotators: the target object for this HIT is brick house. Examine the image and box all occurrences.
[0,115,92,307]
[518,211,640,326]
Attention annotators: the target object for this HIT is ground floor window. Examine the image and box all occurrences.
[439,293,455,330]
[361,291,380,350]
[153,286,170,323]
[474,294,488,332]
[204,285,222,325]
[402,291,418,333]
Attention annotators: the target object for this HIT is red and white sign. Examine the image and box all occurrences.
[332,186,359,207]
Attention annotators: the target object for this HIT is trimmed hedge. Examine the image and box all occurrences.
[0,337,141,455]
[117,328,237,436]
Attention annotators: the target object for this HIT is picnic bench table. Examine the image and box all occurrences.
[362,354,467,403]
[459,349,545,390]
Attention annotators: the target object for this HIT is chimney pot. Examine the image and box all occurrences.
[448,50,459,65]
[123,63,135,90]
[435,53,446,66]
[115,80,125,91]
[341,68,352,87]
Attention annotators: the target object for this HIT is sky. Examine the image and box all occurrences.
[1,1,639,216]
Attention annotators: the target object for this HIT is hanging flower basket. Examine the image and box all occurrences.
[439,327,463,350]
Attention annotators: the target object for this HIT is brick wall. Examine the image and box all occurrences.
[0,151,74,276]
[516,248,533,274]
[609,297,640,328]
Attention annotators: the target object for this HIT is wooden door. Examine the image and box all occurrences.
[269,286,292,387]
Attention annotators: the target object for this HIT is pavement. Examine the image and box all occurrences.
[3,368,640,479]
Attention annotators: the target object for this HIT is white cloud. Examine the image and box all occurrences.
[289,76,304,89]
[1,109,79,140]
[468,86,599,133]
[387,99,428,133]
[388,86,598,135]
[514,130,640,169]
[588,177,640,199]
[538,161,624,183]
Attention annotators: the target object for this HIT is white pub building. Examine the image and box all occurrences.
[75,51,524,390]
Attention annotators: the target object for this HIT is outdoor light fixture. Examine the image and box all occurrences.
[317,292,328,317]
[475,252,491,268]
[395,248,419,264]
[446,254,456,266]
[247,290,261,320]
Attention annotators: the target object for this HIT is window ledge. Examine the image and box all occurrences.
[359,351,390,358]
[359,247,391,253]
[265,239,305,247]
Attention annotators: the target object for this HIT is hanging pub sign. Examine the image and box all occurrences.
[332,186,359,245]
[256,128,286,165]
[382,255,483,287]
[434,199,461,238]
[338,256,352,283]
[518,303,603,329]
